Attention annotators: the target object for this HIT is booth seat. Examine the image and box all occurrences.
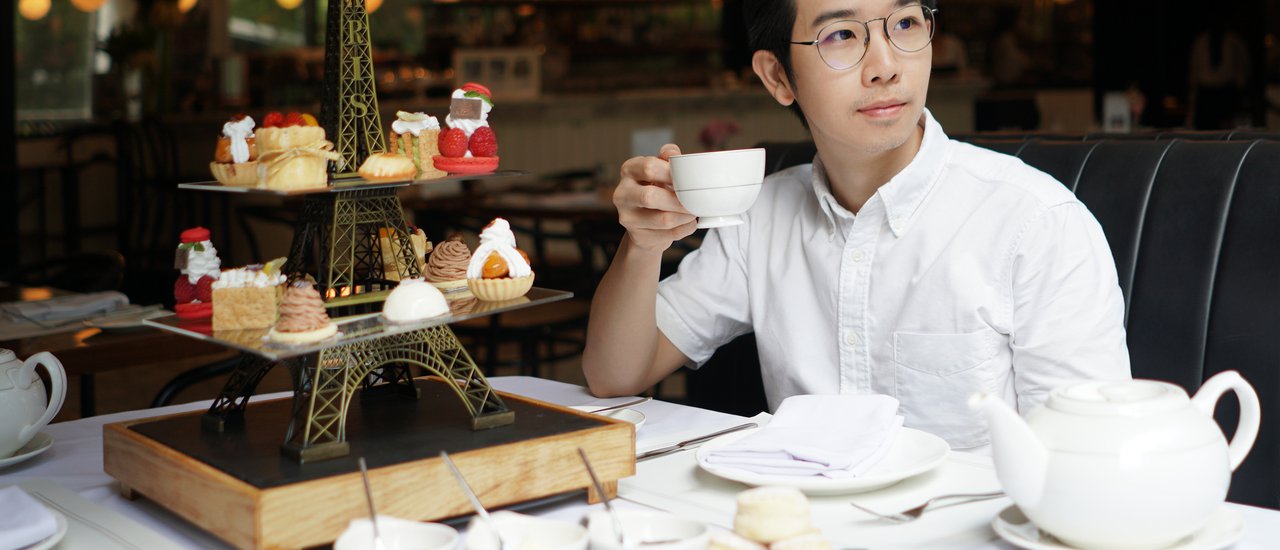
[686,136,1280,509]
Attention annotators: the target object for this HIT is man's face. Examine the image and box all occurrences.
[788,0,933,155]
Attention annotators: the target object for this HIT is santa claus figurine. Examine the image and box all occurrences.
[173,226,221,319]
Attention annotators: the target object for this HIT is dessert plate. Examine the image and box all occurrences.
[694,427,949,495]
[0,433,53,470]
[21,508,68,550]
[991,505,1244,550]
[570,406,646,431]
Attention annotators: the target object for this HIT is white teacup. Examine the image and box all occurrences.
[333,516,457,550]
[669,148,766,228]
[0,349,66,458]
[465,510,588,550]
[586,509,710,550]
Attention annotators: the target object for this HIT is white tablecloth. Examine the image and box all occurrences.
[1,376,1276,549]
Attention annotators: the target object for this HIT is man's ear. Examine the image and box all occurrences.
[752,50,796,107]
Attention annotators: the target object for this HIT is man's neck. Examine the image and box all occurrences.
[816,123,925,214]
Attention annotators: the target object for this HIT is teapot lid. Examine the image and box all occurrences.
[1048,379,1189,416]
[0,349,13,363]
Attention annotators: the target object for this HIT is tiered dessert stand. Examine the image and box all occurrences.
[100,3,633,549]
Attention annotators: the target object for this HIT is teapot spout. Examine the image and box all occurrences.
[970,392,1048,508]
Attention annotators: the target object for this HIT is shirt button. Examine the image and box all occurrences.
[845,332,860,346]
[851,249,865,262]
[890,217,905,232]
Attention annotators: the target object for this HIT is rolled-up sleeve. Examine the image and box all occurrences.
[1009,201,1132,413]
[656,225,753,368]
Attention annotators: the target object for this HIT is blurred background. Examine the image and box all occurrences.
[7,0,1280,270]
[3,0,1278,419]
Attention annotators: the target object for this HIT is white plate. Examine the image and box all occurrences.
[0,432,53,470]
[21,508,67,550]
[991,505,1244,550]
[694,427,949,495]
[570,406,646,431]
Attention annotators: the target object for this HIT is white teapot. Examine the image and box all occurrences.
[971,370,1259,550]
[0,349,66,458]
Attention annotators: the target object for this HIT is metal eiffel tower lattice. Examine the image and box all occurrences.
[284,187,419,305]
[322,0,385,175]
[202,186,516,460]
[281,326,513,462]
[189,0,516,464]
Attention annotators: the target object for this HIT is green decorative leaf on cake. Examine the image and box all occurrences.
[463,90,493,107]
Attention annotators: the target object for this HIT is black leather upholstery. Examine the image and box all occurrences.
[688,136,1280,508]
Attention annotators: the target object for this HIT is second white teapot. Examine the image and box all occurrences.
[971,370,1259,550]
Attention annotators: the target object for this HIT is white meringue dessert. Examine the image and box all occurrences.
[382,278,450,322]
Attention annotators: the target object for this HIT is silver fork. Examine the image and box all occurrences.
[849,491,1005,522]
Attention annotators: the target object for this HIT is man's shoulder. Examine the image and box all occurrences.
[945,139,1079,209]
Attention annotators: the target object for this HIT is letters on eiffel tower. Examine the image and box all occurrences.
[323,0,385,175]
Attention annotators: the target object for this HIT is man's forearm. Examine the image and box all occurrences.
[582,235,667,396]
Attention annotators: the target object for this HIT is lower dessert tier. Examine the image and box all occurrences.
[102,377,634,550]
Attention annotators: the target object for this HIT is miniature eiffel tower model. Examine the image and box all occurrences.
[201,1,513,463]
[321,0,386,176]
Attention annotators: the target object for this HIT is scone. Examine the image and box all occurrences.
[769,532,832,550]
[268,281,338,344]
[707,531,766,550]
[733,486,815,545]
[359,152,416,181]
[465,218,533,302]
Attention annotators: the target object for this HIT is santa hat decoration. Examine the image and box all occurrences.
[180,227,211,244]
[176,227,213,270]
[461,82,492,106]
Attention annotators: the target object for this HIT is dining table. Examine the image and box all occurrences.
[0,285,233,418]
[1,375,1277,549]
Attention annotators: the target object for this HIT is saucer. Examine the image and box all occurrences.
[991,505,1244,550]
[570,406,646,431]
[0,433,53,470]
[21,508,68,550]
[696,215,744,229]
[694,427,949,495]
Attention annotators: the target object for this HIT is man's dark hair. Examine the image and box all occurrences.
[742,0,938,128]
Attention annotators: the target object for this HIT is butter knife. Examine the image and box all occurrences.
[635,422,758,461]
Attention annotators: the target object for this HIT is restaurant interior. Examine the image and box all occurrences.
[2,0,1280,549]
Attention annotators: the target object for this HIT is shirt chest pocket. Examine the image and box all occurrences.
[893,328,1002,450]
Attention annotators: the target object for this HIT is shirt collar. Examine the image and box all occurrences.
[808,108,950,237]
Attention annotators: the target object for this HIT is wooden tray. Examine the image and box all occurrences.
[103,378,634,549]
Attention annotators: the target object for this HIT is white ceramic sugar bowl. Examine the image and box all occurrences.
[0,349,67,458]
[973,370,1259,550]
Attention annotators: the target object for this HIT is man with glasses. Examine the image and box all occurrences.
[583,0,1130,451]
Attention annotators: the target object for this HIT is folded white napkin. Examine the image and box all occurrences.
[701,394,903,478]
[1,291,128,322]
[0,487,58,550]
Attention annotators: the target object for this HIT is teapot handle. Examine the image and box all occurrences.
[18,352,67,444]
[1190,370,1260,471]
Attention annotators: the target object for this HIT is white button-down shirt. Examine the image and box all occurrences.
[656,110,1131,450]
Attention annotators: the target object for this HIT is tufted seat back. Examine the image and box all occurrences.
[696,137,1280,508]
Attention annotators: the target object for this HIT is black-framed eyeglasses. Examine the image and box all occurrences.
[790,4,938,71]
